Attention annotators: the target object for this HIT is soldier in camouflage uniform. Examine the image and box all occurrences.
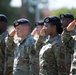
[31,20,44,41]
[37,16,67,75]
[31,20,44,74]
[0,14,14,75]
[0,14,9,75]
[60,13,75,75]
[31,20,50,74]
[66,20,76,75]
[5,18,38,75]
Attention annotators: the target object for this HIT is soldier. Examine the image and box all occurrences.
[5,18,37,75]
[31,20,44,74]
[66,20,76,75]
[0,14,14,75]
[60,13,75,74]
[37,16,66,75]
[31,20,44,41]
[0,14,8,75]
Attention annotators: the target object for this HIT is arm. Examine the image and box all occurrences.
[54,44,67,75]
[5,29,16,50]
[0,43,5,75]
[36,25,45,49]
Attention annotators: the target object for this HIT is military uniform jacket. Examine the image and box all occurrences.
[6,34,37,75]
[61,28,76,75]
[39,35,66,75]
[0,31,8,75]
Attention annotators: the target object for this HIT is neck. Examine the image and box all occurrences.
[21,33,30,40]
[50,32,58,38]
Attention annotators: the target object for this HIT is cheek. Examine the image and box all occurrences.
[62,21,66,25]
[17,28,22,34]
[46,27,51,34]
[44,27,49,33]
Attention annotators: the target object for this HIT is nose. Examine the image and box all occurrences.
[43,26,47,30]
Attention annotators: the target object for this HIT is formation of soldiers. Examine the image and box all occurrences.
[0,13,76,75]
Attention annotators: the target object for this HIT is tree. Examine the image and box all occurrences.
[0,0,20,25]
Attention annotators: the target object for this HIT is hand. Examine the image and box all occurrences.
[67,20,76,31]
[31,28,37,36]
[9,29,16,37]
[40,27,45,36]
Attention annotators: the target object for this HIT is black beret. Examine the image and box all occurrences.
[35,20,44,27]
[44,16,60,23]
[0,14,8,23]
[14,18,30,28]
[60,13,74,20]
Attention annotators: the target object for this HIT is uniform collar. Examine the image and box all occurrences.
[49,34,61,43]
[19,34,31,44]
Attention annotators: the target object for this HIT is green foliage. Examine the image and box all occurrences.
[0,0,20,26]
[50,8,76,19]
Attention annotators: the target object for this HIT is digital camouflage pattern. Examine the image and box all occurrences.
[71,52,76,75]
[0,31,8,75]
[38,35,67,75]
[61,28,75,75]
[6,34,38,75]
[69,30,76,75]
[35,35,49,75]
[4,43,14,75]
[1,31,14,75]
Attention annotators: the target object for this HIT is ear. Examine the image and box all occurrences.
[52,25,56,29]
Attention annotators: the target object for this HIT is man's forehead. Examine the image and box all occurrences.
[16,24,28,27]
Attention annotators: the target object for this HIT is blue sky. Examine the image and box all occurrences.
[10,0,76,10]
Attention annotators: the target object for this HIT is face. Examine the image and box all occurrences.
[61,18,71,28]
[0,22,7,33]
[15,24,30,38]
[43,23,55,36]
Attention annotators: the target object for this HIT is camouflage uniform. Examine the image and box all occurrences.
[38,35,66,75]
[69,31,76,75]
[61,28,75,75]
[0,31,8,75]
[4,35,15,75]
[6,34,38,75]
[71,52,76,75]
[0,30,14,75]
[35,35,49,75]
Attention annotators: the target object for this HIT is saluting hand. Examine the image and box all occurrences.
[67,20,76,31]
[40,27,45,36]
[9,29,16,37]
[31,28,38,37]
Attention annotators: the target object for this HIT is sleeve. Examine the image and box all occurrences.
[36,35,44,50]
[62,29,74,54]
[0,45,5,75]
[5,35,16,50]
[62,29,72,45]
[53,44,67,75]
[0,39,7,75]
